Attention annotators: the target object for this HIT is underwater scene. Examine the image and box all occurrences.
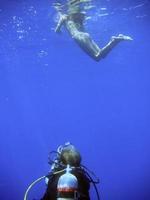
[0,0,150,199]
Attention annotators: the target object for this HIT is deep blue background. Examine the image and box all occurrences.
[0,0,150,199]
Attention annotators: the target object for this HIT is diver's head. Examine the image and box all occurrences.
[59,143,81,167]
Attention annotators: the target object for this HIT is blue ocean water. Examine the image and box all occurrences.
[0,0,150,199]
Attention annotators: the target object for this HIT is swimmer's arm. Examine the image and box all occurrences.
[55,14,68,33]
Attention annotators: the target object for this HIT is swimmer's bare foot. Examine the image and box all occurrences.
[112,34,133,41]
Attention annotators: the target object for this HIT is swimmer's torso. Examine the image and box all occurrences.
[65,13,85,35]
[66,0,85,31]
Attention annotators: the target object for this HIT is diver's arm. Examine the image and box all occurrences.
[55,14,68,33]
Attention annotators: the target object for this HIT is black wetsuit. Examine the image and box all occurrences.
[41,167,90,200]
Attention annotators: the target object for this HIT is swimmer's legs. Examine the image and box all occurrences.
[72,31,132,61]
[96,34,133,61]
[73,32,101,59]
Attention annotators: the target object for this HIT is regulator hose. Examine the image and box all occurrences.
[24,176,45,200]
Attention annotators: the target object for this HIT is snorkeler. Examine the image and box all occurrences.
[53,0,133,61]
[41,142,100,200]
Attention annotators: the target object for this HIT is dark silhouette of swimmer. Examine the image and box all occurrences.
[53,0,133,61]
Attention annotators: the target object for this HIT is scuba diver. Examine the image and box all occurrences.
[41,142,100,200]
[53,0,133,61]
[24,142,99,200]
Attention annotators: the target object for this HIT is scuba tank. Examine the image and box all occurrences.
[24,142,100,200]
[57,165,78,200]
